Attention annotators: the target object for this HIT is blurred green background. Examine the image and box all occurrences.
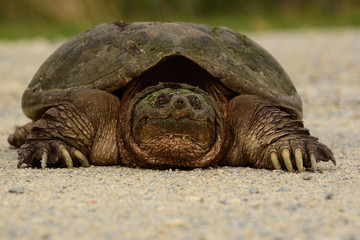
[0,0,359,39]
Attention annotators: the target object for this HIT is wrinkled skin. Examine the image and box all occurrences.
[131,87,216,167]
[8,82,335,172]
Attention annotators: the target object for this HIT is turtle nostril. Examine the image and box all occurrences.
[173,97,186,109]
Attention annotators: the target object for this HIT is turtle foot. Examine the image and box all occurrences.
[268,136,335,172]
[18,140,90,169]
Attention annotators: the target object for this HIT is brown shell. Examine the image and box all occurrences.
[22,22,302,120]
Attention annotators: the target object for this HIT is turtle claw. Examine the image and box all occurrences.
[310,153,317,172]
[268,137,335,172]
[294,148,304,172]
[281,149,294,172]
[72,149,90,167]
[41,151,48,169]
[60,147,73,168]
[269,148,306,172]
[270,152,281,170]
[17,156,25,168]
[18,140,88,168]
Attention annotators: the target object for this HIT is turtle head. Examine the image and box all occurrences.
[124,82,224,168]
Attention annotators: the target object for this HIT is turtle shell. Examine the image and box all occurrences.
[22,21,302,120]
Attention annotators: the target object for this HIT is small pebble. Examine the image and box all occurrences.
[325,193,335,200]
[302,175,312,180]
[8,186,24,194]
[229,198,241,204]
[249,200,262,208]
[249,187,260,194]
[164,218,186,228]
[185,196,202,202]
[287,203,302,211]
[277,186,291,192]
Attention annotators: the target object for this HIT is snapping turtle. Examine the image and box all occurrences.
[8,21,335,172]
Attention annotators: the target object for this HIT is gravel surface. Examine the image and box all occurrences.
[1,29,360,240]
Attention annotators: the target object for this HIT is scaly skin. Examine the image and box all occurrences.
[223,95,335,171]
[9,85,335,171]
[16,89,120,168]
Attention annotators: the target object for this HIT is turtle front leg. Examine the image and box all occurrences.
[17,89,121,169]
[223,95,335,172]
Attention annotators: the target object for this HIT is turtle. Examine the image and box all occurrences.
[8,21,335,172]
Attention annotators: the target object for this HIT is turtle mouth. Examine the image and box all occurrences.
[132,116,216,167]
[133,116,215,145]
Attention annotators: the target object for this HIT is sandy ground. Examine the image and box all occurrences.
[0,28,359,240]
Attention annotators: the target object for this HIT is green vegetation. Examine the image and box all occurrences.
[0,0,359,39]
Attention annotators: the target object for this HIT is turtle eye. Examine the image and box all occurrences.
[158,96,165,104]
[187,95,202,110]
[155,93,171,107]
